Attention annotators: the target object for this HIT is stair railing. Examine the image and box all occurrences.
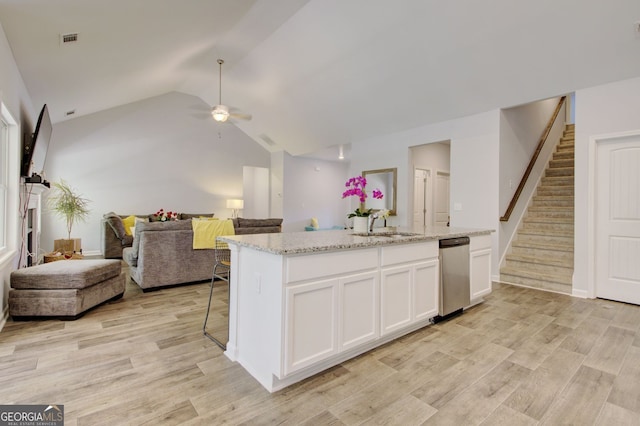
[500,96,566,222]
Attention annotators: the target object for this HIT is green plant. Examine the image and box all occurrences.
[48,179,91,240]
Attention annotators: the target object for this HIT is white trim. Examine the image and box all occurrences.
[572,288,588,299]
[587,129,640,300]
[0,249,17,269]
[0,305,8,332]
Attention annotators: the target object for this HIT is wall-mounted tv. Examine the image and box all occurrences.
[21,104,52,178]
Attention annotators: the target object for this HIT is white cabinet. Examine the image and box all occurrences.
[226,231,494,393]
[413,259,440,321]
[340,271,379,350]
[470,235,492,301]
[380,242,439,336]
[283,250,379,376]
[283,271,379,375]
[284,279,339,375]
[381,265,412,334]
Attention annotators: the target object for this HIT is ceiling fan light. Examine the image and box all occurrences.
[212,105,229,122]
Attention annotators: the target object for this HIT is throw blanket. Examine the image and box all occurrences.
[192,219,235,249]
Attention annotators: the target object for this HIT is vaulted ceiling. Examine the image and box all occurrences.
[1,0,640,157]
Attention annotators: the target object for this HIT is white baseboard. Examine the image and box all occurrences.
[572,288,589,299]
[0,305,8,332]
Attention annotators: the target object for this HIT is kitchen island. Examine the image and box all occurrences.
[219,226,492,392]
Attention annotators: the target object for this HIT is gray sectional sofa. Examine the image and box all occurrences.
[102,212,214,259]
[103,213,282,290]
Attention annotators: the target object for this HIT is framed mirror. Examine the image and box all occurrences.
[362,168,397,216]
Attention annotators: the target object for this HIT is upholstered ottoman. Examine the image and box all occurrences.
[9,259,125,319]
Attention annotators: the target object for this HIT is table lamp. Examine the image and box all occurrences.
[226,199,244,218]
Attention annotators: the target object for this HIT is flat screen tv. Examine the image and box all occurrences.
[21,104,52,178]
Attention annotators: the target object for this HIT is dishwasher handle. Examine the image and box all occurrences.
[439,236,470,248]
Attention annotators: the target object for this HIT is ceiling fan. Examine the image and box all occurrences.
[211,59,252,122]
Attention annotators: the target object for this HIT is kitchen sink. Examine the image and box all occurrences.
[352,231,421,238]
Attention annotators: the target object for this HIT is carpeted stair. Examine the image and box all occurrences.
[501,123,574,294]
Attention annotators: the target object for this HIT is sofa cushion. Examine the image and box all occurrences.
[104,212,127,240]
[130,219,194,259]
[121,235,134,246]
[10,259,122,290]
[236,218,283,228]
[123,247,137,267]
[180,213,215,220]
[122,215,137,235]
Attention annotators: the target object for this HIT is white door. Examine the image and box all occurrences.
[243,166,269,218]
[596,135,640,305]
[435,171,450,227]
[413,169,431,228]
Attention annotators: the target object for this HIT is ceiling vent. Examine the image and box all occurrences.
[60,33,78,44]
[259,134,277,146]
[65,109,76,117]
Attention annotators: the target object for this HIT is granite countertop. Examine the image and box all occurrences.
[218,226,493,255]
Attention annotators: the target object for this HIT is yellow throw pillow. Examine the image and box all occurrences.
[122,215,136,236]
[198,216,219,221]
[311,217,319,229]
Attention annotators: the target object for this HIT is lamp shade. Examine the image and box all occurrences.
[226,199,244,209]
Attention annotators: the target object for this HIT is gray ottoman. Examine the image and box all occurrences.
[9,259,125,320]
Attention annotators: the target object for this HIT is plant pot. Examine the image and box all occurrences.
[54,238,82,253]
[353,216,368,233]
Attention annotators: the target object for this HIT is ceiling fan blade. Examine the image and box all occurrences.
[230,112,252,121]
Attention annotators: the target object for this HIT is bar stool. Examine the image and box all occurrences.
[203,239,231,349]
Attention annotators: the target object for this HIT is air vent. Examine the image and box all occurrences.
[60,33,78,44]
[259,134,276,146]
[65,110,76,117]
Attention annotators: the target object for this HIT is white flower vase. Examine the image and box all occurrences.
[353,216,368,233]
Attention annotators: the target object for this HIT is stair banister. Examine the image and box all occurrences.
[500,96,566,222]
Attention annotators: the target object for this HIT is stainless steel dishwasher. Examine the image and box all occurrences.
[434,236,470,323]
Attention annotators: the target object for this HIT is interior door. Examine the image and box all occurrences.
[435,171,450,227]
[413,169,431,228]
[596,135,640,304]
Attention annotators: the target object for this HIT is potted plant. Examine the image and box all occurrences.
[342,175,385,233]
[48,179,91,254]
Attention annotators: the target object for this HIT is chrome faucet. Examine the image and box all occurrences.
[367,212,380,234]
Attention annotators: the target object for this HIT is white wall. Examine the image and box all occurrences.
[411,142,450,173]
[270,151,284,218]
[499,97,562,214]
[498,97,565,260]
[282,153,349,232]
[574,76,640,298]
[42,91,271,254]
[350,110,501,278]
[0,22,37,326]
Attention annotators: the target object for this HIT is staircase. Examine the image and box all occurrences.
[500,123,574,294]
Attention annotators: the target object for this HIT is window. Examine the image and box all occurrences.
[0,101,18,261]
[0,117,7,250]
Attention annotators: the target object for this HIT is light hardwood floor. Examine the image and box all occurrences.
[1,265,640,425]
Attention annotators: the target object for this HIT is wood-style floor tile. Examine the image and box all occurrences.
[1,272,640,425]
[539,365,616,425]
